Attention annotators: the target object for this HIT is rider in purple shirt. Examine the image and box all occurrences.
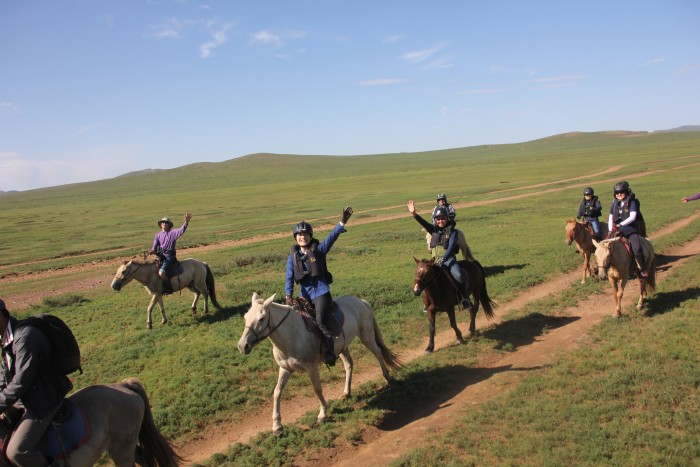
[149,213,192,291]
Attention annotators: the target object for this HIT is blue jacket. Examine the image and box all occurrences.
[412,212,459,262]
[285,223,345,299]
[0,317,73,418]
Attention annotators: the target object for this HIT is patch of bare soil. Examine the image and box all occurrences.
[177,218,699,466]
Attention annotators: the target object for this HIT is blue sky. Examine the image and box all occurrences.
[1,0,698,191]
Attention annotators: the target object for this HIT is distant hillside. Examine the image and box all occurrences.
[655,125,700,133]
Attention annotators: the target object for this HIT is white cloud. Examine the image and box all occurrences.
[200,23,233,58]
[401,44,445,64]
[67,123,101,138]
[638,57,666,67]
[383,35,403,44]
[459,88,502,95]
[148,18,189,39]
[0,101,21,115]
[250,29,308,48]
[358,79,407,86]
[531,75,588,83]
[0,149,140,192]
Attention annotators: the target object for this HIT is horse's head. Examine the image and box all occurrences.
[238,293,277,355]
[111,260,135,291]
[413,257,437,296]
[592,238,615,280]
[564,219,577,245]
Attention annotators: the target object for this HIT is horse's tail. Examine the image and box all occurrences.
[646,253,656,293]
[122,378,185,467]
[205,263,222,310]
[363,301,403,371]
[475,261,497,319]
[456,229,476,262]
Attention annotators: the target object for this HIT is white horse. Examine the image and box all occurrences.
[111,258,221,329]
[592,237,656,317]
[237,293,402,436]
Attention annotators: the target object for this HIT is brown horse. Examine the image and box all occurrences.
[565,218,608,284]
[592,237,656,317]
[412,257,496,353]
[0,378,183,467]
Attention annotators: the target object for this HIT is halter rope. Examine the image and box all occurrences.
[245,304,293,346]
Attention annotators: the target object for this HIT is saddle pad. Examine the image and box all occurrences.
[299,306,345,338]
[46,400,91,459]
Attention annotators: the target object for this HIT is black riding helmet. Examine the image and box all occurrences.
[292,221,313,237]
[433,206,449,219]
[614,181,630,195]
[583,187,594,196]
[436,193,447,202]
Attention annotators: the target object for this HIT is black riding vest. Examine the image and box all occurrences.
[612,195,639,227]
[290,241,330,284]
[429,225,454,250]
[581,196,602,218]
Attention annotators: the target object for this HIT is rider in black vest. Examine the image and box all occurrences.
[578,187,603,240]
[608,181,647,277]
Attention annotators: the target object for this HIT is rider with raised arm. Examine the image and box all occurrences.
[608,181,647,277]
[149,212,192,294]
[577,187,603,240]
[408,200,472,309]
[285,207,353,366]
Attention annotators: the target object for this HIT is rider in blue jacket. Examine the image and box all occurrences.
[408,200,472,309]
[285,207,353,365]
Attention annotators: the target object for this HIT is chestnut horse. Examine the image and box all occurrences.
[592,237,656,317]
[412,258,496,353]
[565,218,608,284]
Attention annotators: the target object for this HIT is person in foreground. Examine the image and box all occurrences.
[285,207,353,366]
[408,200,472,309]
[149,212,192,294]
[608,181,647,277]
[0,298,73,466]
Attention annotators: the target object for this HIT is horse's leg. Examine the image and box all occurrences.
[448,309,465,344]
[157,296,168,325]
[357,329,392,382]
[615,278,626,318]
[308,365,329,425]
[146,294,159,329]
[582,253,590,284]
[338,350,353,398]
[188,286,200,317]
[636,276,646,311]
[425,311,437,353]
[272,367,292,436]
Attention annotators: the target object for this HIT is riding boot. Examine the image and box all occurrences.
[162,278,173,295]
[459,281,472,309]
[323,334,336,366]
[635,253,648,278]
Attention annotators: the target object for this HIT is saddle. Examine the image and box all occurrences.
[0,400,91,465]
[292,298,345,338]
[155,259,183,278]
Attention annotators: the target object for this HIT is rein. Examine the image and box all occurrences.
[415,264,439,293]
[245,305,293,346]
[119,261,147,283]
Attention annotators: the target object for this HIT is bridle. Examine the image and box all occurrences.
[244,304,292,346]
[117,261,146,283]
[414,262,438,294]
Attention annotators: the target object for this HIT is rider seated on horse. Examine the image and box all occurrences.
[149,212,192,294]
[408,200,472,309]
[578,186,603,240]
[608,181,648,277]
[0,298,74,466]
[432,193,457,227]
[285,207,354,366]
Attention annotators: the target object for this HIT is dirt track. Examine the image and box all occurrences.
[175,214,699,465]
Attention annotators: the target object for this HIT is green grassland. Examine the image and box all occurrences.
[1,130,699,463]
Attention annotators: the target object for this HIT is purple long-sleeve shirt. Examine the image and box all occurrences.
[152,222,188,259]
[685,193,700,202]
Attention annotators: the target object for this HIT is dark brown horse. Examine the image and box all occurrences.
[412,257,497,353]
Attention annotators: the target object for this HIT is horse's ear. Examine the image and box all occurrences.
[264,294,276,307]
[251,292,260,303]
[413,256,420,264]
[592,239,600,248]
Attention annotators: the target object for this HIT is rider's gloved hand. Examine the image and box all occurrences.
[435,257,444,267]
[285,295,294,306]
[341,206,353,224]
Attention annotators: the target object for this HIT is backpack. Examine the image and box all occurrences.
[18,314,82,375]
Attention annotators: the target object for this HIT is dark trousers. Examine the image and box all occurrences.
[312,292,333,338]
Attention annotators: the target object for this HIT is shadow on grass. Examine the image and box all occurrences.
[483,313,580,351]
[645,286,700,317]
[482,263,527,276]
[655,253,695,272]
[366,363,538,431]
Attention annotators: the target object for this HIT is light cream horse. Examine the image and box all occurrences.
[592,237,656,317]
[0,378,182,467]
[237,293,402,436]
[424,228,475,261]
[565,218,608,283]
[111,258,221,328]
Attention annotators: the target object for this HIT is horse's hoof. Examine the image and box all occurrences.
[147,323,152,330]
[341,392,351,400]
[161,319,167,325]
[424,349,433,354]
[273,427,284,437]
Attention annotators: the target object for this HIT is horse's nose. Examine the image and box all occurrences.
[111,281,121,291]
[566,239,572,245]
[237,340,252,355]
[412,285,421,296]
